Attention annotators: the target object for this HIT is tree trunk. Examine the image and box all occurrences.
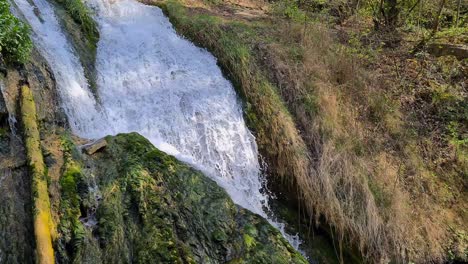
[376,0,400,31]
[386,0,399,29]
[413,0,447,52]
[432,0,447,35]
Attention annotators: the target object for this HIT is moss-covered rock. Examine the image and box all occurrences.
[1,48,65,264]
[56,133,307,264]
[20,85,55,264]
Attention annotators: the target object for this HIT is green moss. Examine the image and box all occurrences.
[20,85,55,264]
[57,139,86,263]
[212,229,228,242]
[244,224,258,237]
[55,133,308,263]
[243,234,256,249]
[61,165,81,199]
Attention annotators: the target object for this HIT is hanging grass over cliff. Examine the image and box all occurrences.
[0,0,32,64]
[54,0,99,46]
[52,0,100,96]
[20,85,55,264]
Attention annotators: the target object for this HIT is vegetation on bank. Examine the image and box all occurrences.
[153,0,467,263]
[0,0,32,64]
[20,85,55,264]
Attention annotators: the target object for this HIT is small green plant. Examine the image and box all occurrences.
[447,121,468,155]
[0,0,32,64]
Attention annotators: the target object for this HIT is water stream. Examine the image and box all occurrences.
[11,0,301,249]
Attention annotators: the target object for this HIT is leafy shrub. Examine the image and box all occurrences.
[272,0,307,22]
[0,0,32,64]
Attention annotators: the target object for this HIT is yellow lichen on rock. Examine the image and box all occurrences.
[20,85,55,264]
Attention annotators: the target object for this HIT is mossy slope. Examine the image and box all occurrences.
[56,133,307,264]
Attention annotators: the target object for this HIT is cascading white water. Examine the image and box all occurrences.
[10,0,106,136]
[88,0,269,217]
[11,0,302,249]
[0,80,16,137]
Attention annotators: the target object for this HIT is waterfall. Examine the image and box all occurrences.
[11,0,302,249]
[0,79,19,137]
[87,0,269,215]
[10,0,105,136]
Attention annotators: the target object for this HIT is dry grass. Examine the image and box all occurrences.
[259,19,467,263]
[256,23,394,261]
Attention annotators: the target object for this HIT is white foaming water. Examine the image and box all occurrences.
[11,0,302,249]
[11,0,106,136]
[88,0,267,215]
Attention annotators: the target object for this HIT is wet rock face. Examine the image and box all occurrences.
[0,91,6,126]
[81,138,107,155]
[58,133,307,264]
[0,100,31,264]
[0,50,66,264]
